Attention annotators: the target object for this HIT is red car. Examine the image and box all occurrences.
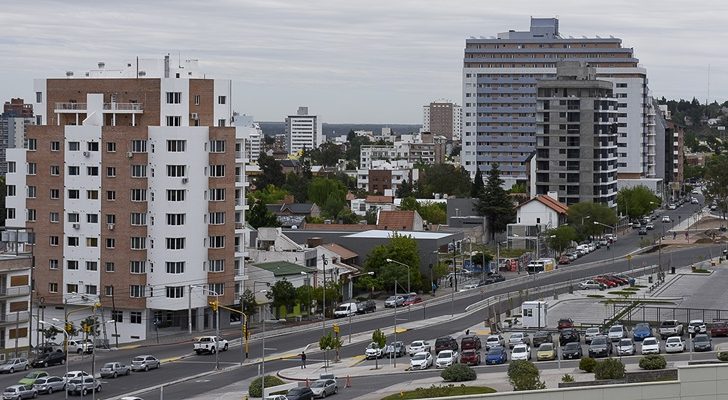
[710,322,728,337]
[558,318,574,330]
[403,295,423,306]
[605,275,628,285]
[594,277,617,288]
[558,255,571,265]
[460,349,481,365]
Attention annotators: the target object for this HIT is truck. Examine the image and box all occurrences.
[99,362,130,378]
[333,302,358,318]
[659,320,684,339]
[67,339,94,354]
[193,336,229,354]
[526,258,556,275]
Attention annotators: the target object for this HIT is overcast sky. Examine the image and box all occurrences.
[1,1,726,123]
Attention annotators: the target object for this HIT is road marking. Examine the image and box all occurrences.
[475,328,491,335]
[394,327,408,334]
[349,355,366,367]
[161,356,182,363]
[117,344,141,350]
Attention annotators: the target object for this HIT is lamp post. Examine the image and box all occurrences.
[321,255,328,336]
[593,221,616,273]
[42,320,69,400]
[385,259,411,295]
[258,289,269,399]
[349,272,374,343]
[191,285,220,371]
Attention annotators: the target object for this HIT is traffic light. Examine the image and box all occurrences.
[64,322,73,334]
[209,300,218,312]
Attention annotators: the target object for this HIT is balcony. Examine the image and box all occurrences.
[55,102,143,113]
[0,286,30,299]
[0,310,30,326]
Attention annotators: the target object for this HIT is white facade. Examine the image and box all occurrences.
[515,199,562,227]
[233,114,262,163]
[285,107,323,155]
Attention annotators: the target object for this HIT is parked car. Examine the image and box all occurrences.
[585,327,602,344]
[32,376,65,395]
[193,336,229,354]
[286,387,315,400]
[638,227,648,235]
[588,336,612,358]
[460,349,481,366]
[460,335,482,351]
[646,223,655,230]
[485,347,508,365]
[558,255,571,265]
[662,215,672,223]
[384,296,405,308]
[617,338,635,356]
[632,323,653,341]
[61,371,89,384]
[665,336,685,353]
[608,325,628,342]
[578,280,604,290]
[66,339,94,354]
[484,334,505,350]
[355,300,376,314]
[559,328,580,346]
[508,332,529,348]
[688,320,707,336]
[536,343,556,361]
[0,359,28,374]
[435,350,458,368]
[2,385,36,400]
[531,331,552,348]
[566,252,580,261]
[31,351,65,368]
[383,341,406,358]
[710,322,728,337]
[408,340,431,356]
[403,295,423,306]
[364,343,383,359]
[99,362,131,378]
[409,352,433,370]
[557,318,574,330]
[333,302,358,318]
[18,371,48,386]
[65,376,101,396]
[265,396,288,400]
[130,355,160,372]
[310,379,337,398]
[659,320,684,339]
[511,344,531,361]
[36,343,63,354]
[434,336,458,353]
[562,342,582,359]
[594,277,617,288]
[693,334,713,352]
[641,337,660,355]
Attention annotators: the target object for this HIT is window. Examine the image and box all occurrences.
[68,142,80,151]
[111,310,122,321]
[106,286,115,297]
[106,167,116,177]
[86,261,98,271]
[27,186,36,198]
[209,140,225,153]
[208,259,224,272]
[166,92,182,104]
[26,138,37,150]
[130,189,147,202]
[217,119,226,127]
[107,142,117,152]
[106,214,116,224]
[209,165,225,177]
[86,190,98,200]
[129,286,145,299]
[131,140,147,153]
[87,214,98,223]
[49,259,59,269]
[130,311,142,323]
[208,236,225,249]
[165,261,185,274]
[130,261,146,274]
[67,284,78,294]
[67,237,79,247]
[130,213,147,226]
[209,188,225,201]
[50,212,59,223]
[36,91,42,103]
[28,163,37,175]
[50,236,59,246]
[166,213,186,225]
[131,165,147,178]
[85,238,98,247]
[68,166,79,175]
[6,185,15,196]
[26,209,36,222]
[166,116,181,126]
[6,209,15,220]
[167,140,186,152]
[106,238,115,249]
[85,285,97,295]
[166,237,185,250]
[106,190,116,201]
[166,165,186,177]
[48,283,58,293]
[208,283,224,295]
[130,237,146,250]
[86,141,99,151]
[67,260,79,270]
[50,189,59,199]
[166,189,185,201]
[194,95,200,105]
[105,262,115,272]
[68,190,80,199]
[209,212,225,225]
[166,286,185,298]
[50,165,60,175]
[218,95,226,105]
[7,161,15,173]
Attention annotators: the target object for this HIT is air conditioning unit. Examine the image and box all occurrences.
[191,113,199,120]
[126,152,133,158]
[83,151,90,157]
[181,177,188,184]
[72,223,80,229]
[108,223,115,231]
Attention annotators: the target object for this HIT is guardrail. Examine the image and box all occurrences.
[0,311,30,324]
[0,286,30,297]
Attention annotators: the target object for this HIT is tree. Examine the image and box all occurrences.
[283,172,310,203]
[42,325,61,343]
[364,233,422,292]
[704,154,728,220]
[247,200,280,229]
[476,164,516,242]
[545,225,577,255]
[266,279,296,318]
[309,142,344,167]
[416,164,472,198]
[308,178,347,219]
[371,328,387,369]
[319,331,343,363]
[507,360,546,391]
[256,152,285,189]
[594,358,625,380]
[396,179,414,198]
[399,197,419,211]
[418,202,446,225]
[566,202,618,241]
[248,185,289,205]
[616,186,661,220]
[471,168,484,198]
[240,289,258,317]
[295,285,314,316]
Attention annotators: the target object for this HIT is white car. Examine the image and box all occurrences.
[485,334,505,350]
[585,327,602,344]
[408,340,431,356]
[365,342,382,359]
[409,352,433,370]
[688,320,707,335]
[617,338,635,356]
[579,280,604,290]
[511,344,531,361]
[608,325,627,342]
[662,215,672,222]
[435,350,458,368]
[665,336,685,353]
[508,332,528,348]
[667,204,676,210]
[62,370,90,384]
[641,337,660,355]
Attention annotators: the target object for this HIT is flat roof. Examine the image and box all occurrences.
[342,230,454,240]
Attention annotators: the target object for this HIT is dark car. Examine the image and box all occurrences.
[460,335,482,351]
[355,300,376,314]
[460,349,481,366]
[403,295,423,306]
[485,347,508,365]
[287,387,315,400]
[692,334,712,352]
[435,336,458,353]
[384,341,406,358]
[30,351,66,368]
[710,322,728,337]
[562,342,582,359]
[531,331,552,348]
[638,227,648,235]
[557,319,574,330]
[559,328,580,346]
[588,336,612,358]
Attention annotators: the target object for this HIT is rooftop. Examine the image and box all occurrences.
[342,230,454,240]
[251,261,316,277]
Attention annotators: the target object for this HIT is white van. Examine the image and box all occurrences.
[333,302,358,318]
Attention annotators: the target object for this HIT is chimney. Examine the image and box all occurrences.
[547,191,559,201]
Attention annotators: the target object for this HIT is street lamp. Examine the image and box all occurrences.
[594,221,616,273]
[42,320,69,400]
[191,285,220,371]
[385,259,411,295]
[348,272,374,343]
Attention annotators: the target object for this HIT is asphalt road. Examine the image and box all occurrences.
[0,201,717,399]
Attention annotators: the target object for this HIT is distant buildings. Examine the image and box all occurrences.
[422,100,462,141]
[654,103,685,200]
[285,106,323,154]
[233,113,262,163]
[0,98,34,175]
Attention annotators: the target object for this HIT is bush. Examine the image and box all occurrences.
[594,358,625,380]
[380,385,496,400]
[248,375,286,397]
[441,363,477,382]
[561,374,575,383]
[717,352,728,362]
[639,355,667,370]
[507,360,546,391]
[579,357,597,373]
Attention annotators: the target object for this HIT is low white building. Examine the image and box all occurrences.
[507,194,568,255]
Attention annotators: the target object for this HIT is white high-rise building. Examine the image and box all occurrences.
[285,106,323,155]
[233,114,262,163]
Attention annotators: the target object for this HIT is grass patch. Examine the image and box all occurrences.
[622,287,640,291]
[601,299,675,305]
[587,294,605,298]
[633,285,647,288]
[692,268,711,273]
[381,385,496,400]
[609,290,635,296]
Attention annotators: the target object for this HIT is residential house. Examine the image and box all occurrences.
[507,194,568,255]
[376,210,424,231]
[266,203,321,228]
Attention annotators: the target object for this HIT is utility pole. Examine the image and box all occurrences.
[188,285,193,334]
[111,286,118,348]
[451,239,458,292]
[322,254,327,335]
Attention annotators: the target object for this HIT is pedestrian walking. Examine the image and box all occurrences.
[465,329,470,336]
[301,351,307,368]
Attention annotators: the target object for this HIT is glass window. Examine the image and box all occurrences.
[165,262,185,274]
[130,261,146,274]
[167,140,186,152]
[208,259,224,272]
[131,140,147,153]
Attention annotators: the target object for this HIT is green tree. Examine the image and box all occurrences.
[247,200,280,229]
[417,164,472,197]
[365,208,378,225]
[476,164,516,242]
[248,185,289,205]
[371,329,387,369]
[418,202,446,225]
[308,178,347,218]
[319,331,343,363]
[240,289,258,317]
[567,202,618,240]
[509,182,528,194]
[616,186,661,220]
[42,326,61,342]
[283,172,310,203]
[295,285,314,316]
[399,197,419,211]
[471,168,484,198]
[364,233,422,292]
[704,154,728,220]
[396,179,414,198]
[256,152,285,189]
[545,225,577,255]
[507,360,546,391]
[309,142,344,167]
[266,278,296,318]
[344,131,372,167]
[594,358,626,380]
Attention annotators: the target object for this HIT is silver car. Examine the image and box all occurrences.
[131,355,160,372]
[2,385,37,400]
[33,376,65,394]
[310,379,337,398]
[66,377,101,396]
[0,359,28,374]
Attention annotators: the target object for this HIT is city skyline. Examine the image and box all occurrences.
[1,1,726,123]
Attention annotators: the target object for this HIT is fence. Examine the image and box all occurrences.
[614,304,728,325]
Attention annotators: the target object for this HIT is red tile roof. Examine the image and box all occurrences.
[365,195,394,204]
[377,210,416,231]
[524,195,569,214]
[320,243,358,260]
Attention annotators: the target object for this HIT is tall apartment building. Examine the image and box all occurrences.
[535,62,619,206]
[462,17,653,189]
[233,114,262,163]
[0,99,34,176]
[285,106,322,155]
[5,56,247,343]
[654,103,684,200]
[0,232,33,360]
[422,100,462,141]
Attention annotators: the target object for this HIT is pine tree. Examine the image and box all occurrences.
[476,163,515,242]
[471,168,484,198]
[247,200,280,229]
